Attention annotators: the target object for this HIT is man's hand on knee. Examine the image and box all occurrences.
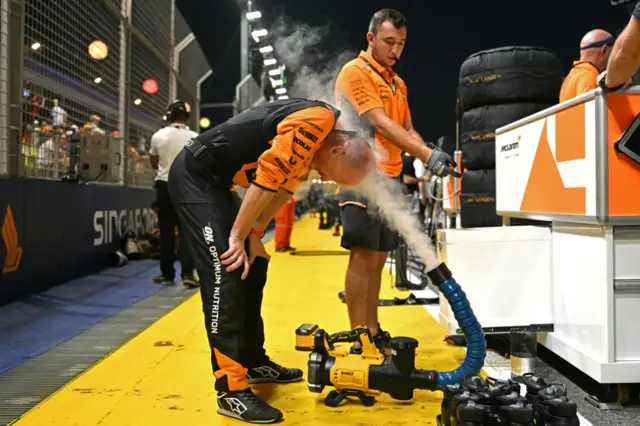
[221,234,250,279]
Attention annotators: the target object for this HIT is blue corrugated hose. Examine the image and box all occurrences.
[435,276,487,385]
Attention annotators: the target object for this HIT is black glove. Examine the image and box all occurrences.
[425,147,461,178]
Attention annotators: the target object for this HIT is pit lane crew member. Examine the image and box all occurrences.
[559,29,614,102]
[334,8,460,354]
[167,98,375,424]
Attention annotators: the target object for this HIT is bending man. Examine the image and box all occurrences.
[168,98,375,424]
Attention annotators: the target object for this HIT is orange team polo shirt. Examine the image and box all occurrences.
[335,51,412,177]
[559,61,599,103]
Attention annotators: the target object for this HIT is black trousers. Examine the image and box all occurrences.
[339,188,400,253]
[168,149,268,392]
[155,180,194,280]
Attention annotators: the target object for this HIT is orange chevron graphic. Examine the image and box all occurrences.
[2,205,23,274]
[555,103,586,162]
[519,120,586,215]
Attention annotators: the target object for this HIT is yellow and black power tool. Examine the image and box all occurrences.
[295,263,488,407]
[295,323,439,406]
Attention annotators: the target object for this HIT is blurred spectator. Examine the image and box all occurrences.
[21,122,39,173]
[306,183,322,217]
[319,190,340,231]
[30,92,45,122]
[36,126,70,173]
[261,69,277,102]
[332,187,342,237]
[149,100,199,287]
[275,196,297,252]
[560,29,614,102]
[130,140,141,163]
[83,114,105,135]
[51,99,67,128]
[402,152,419,195]
[402,152,430,222]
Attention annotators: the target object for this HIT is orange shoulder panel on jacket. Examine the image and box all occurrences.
[253,106,336,193]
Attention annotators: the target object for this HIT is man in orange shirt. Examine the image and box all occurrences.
[559,29,615,102]
[334,8,459,354]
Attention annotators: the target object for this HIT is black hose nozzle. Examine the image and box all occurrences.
[427,262,452,286]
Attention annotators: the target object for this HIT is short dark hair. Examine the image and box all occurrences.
[368,9,406,34]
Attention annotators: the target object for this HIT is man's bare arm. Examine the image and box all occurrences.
[229,184,276,241]
[405,119,426,145]
[253,189,292,232]
[410,129,424,144]
[365,107,431,162]
[606,15,640,88]
[149,154,158,169]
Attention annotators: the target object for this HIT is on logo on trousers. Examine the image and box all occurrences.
[202,224,221,334]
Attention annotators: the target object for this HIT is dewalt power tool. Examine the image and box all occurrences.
[295,262,487,407]
[295,323,439,406]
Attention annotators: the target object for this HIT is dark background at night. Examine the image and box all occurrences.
[177,0,636,142]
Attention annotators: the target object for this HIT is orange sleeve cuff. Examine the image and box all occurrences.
[252,170,280,192]
[281,178,299,194]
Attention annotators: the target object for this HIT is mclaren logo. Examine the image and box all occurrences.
[500,141,519,152]
[501,135,521,153]
[2,205,22,274]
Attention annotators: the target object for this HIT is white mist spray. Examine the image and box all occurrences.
[357,174,441,269]
[270,15,357,105]
[270,15,441,270]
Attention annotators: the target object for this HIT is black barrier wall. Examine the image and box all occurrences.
[0,178,155,305]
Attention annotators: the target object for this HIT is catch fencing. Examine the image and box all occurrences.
[4,0,209,187]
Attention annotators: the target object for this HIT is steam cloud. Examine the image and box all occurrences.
[270,15,441,270]
[270,15,356,105]
[358,174,440,269]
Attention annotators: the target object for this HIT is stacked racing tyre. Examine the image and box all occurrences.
[458,46,563,228]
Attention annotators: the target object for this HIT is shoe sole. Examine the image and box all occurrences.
[183,281,199,288]
[246,376,303,384]
[217,408,282,424]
